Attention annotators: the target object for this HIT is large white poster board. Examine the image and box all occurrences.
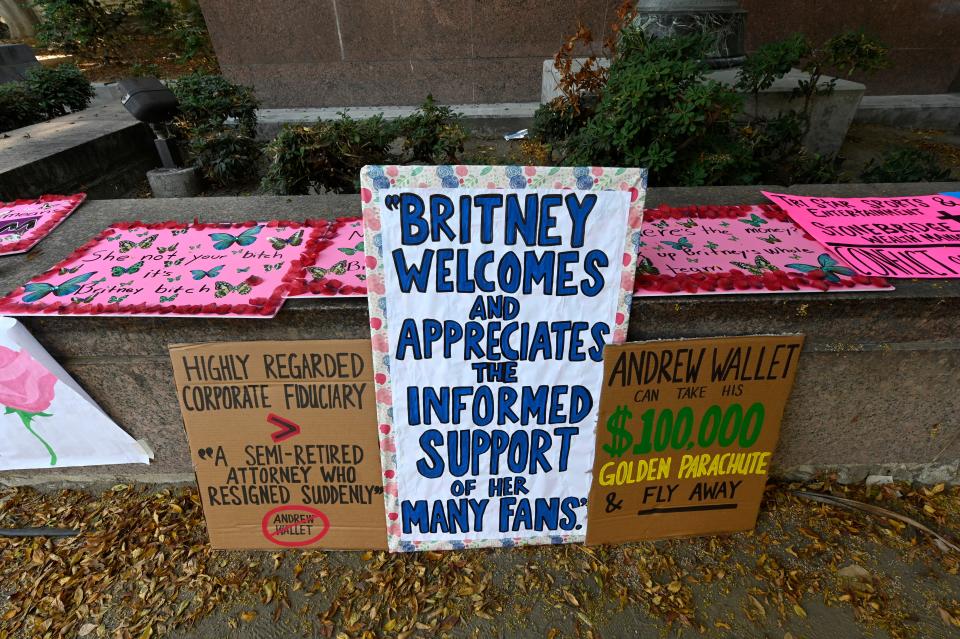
[0,317,150,470]
[362,165,646,551]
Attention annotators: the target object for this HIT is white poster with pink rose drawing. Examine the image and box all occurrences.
[0,317,150,470]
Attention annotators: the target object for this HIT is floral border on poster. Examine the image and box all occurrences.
[361,164,647,551]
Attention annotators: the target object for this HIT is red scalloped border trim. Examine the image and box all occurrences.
[286,216,369,297]
[0,218,331,318]
[636,204,891,294]
[0,193,87,256]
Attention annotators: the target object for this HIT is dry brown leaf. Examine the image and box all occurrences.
[562,590,580,607]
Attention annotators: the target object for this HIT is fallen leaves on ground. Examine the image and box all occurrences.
[0,478,956,638]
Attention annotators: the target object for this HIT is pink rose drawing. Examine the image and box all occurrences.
[0,346,58,465]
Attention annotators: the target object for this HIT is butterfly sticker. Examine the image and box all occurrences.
[70,295,97,304]
[269,230,304,250]
[189,244,201,250]
[308,260,348,280]
[157,243,178,254]
[356,274,366,281]
[706,241,719,250]
[663,237,693,251]
[159,294,179,302]
[111,260,144,277]
[730,255,779,276]
[166,276,181,283]
[786,253,855,284]
[191,265,225,280]
[636,256,660,276]
[118,234,158,253]
[338,241,364,256]
[164,258,185,267]
[720,222,730,228]
[237,267,250,273]
[653,220,668,229]
[214,280,252,298]
[172,228,189,236]
[679,219,699,229]
[22,272,96,303]
[106,235,121,242]
[58,266,81,275]
[119,280,134,286]
[263,262,285,272]
[739,213,768,228]
[760,234,781,244]
[209,226,262,250]
[108,295,128,304]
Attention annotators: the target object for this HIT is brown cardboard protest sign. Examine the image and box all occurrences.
[169,339,387,550]
[586,335,803,545]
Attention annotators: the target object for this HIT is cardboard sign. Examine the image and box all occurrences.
[586,335,803,545]
[169,339,387,550]
[634,205,893,295]
[362,164,646,551]
[763,192,960,278]
[289,217,367,297]
[0,194,86,256]
[0,220,328,318]
[0,316,150,470]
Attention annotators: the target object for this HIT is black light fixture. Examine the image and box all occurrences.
[117,77,182,168]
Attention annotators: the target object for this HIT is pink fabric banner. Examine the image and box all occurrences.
[763,192,960,278]
[287,217,367,297]
[633,205,892,295]
[0,219,328,318]
[0,194,86,256]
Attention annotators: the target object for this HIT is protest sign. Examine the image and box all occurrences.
[0,317,150,470]
[0,220,328,318]
[634,205,892,295]
[289,217,367,297]
[0,194,86,256]
[586,335,803,544]
[362,164,646,551]
[169,339,387,550]
[763,192,960,278]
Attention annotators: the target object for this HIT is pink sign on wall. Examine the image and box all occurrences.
[288,216,367,297]
[0,194,86,256]
[634,205,892,295]
[763,192,960,278]
[0,219,329,318]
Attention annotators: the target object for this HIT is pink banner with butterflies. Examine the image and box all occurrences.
[287,217,367,297]
[0,194,86,256]
[0,220,328,318]
[633,205,893,295]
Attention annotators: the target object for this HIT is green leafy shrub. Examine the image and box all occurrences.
[23,64,95,117]
[169,73,261,187]
[0,64,94,134]
[262,115,398,195]
[532,98,592,145]
[0,83,42,133]
[262,96,468,194]
[135,0,175,31]
[860,148,951,183]
[171,72,258,137]
[397,95,466,164]
[565,30,745,186]
[33,0,126,57]
[191,133,261,187]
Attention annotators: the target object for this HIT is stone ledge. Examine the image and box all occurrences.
[0,183,958,485]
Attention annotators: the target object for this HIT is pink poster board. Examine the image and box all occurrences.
[634,204,893,295]
[0,194,86,256]
[763,192,960,278]
[0,219,329,318]
[287,217,367,297]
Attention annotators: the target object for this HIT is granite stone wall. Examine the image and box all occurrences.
[198,1,958,108]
